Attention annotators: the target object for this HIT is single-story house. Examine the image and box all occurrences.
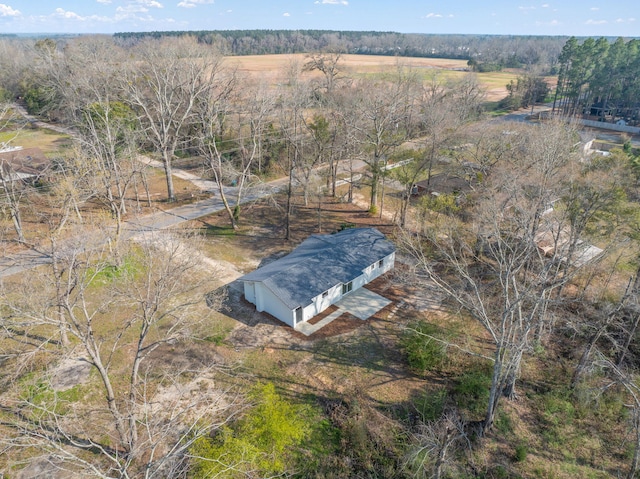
[0,147,51,185]
[412,172,474,198]
[533,213,603,267]
[238,227,396,329]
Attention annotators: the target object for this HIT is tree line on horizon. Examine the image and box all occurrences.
[114,29,570,70]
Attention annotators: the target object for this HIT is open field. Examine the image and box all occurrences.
[0,126,72,155]
[225,53,518,101]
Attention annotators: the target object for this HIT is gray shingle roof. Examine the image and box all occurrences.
[239,227,395,310]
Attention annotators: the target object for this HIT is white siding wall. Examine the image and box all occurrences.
[253,284,295,328]
[359,252,396,285]
[302,304,316,322]
[310,283,342,319]
[243,282,256,304]
[352,274,366,291]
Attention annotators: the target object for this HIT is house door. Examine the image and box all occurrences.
[294,307,303,325]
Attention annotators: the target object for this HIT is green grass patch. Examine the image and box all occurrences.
[0,127,72,154]
[87,254,138,287]
[541,388,575,426]
[202,324,233,346]
[453,363,492,419]
[202,224,237,237]
[494,410,514,435]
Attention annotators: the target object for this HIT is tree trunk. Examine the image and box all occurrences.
[10,204,25,243]
[370,166,379,208]
[618,311,640,368]
[628,409,640,479]
[483,352,504,435]
[285,166,294,241]
[162,150,176,202]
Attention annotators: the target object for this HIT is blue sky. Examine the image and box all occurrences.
[0,0,637,37]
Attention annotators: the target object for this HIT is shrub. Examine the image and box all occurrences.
[494,411,513,435]
[514,443,528,462]
[402,321,447,373]
[453,364,492,418]
[190,383,312,478]
[413,389,448,422]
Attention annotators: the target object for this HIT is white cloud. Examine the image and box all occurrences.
[615,17,636,23]
[314,0,349,5]
[54,8,84,20]
[45,8,112,23]
[519,6,536,11]
[0,3,21,17]
[97,0,112,4]
[585,19,607,25]
[535,19,561,27]
[541,3,549,7]
[283,12,290,16]
[117,0,163,12]
[590,7,600,11]
[117,4,149,13]
[177,0,213,8]
[136,0,163,8]
[425,13,443,18]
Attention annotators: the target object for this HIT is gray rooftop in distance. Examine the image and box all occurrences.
[239,227,395,310]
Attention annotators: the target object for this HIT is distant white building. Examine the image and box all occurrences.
[238,228,395,329]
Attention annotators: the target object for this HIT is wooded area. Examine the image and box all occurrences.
[1,33,640,478]
[553,37,640,125]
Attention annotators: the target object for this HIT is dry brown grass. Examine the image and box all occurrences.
[224,53,515,101]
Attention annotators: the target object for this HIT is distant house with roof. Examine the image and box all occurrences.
[0,147,51,185]
[238,227,396,329]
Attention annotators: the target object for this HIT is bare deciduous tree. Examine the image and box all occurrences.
[405,408,469,479]
[276,59,311,240]
[0,231,231,477]
[402,122,595,435]
[195,76,272,229]
[122,37,224,202]
[345,68,418,210]
[303,50,348,95]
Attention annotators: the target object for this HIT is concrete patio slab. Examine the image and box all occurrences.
[296,308,344,336]
[296,287,392,336]
[337,287,392,320]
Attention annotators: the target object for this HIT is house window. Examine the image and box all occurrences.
[342,281,353,295]
[322,291,328,298]
[378,259,384,268]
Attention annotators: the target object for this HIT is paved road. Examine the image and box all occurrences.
[0,176,293,278]
[1,107,367,278]
[496,104,640,148]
